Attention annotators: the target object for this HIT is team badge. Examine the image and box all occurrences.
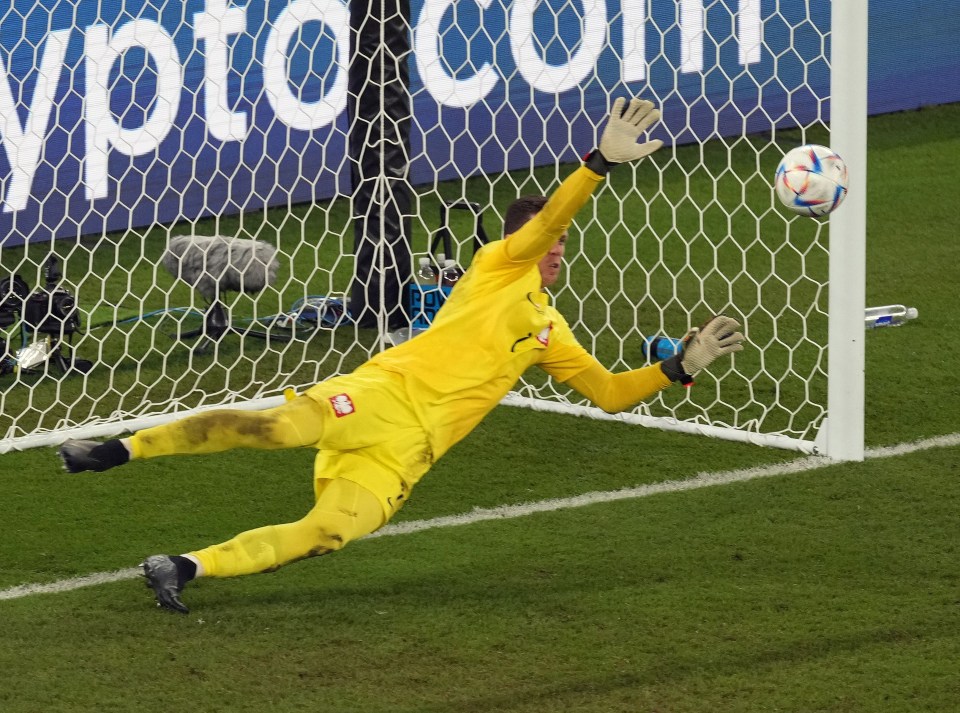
[536,322,553,346]
[328,393,355,417]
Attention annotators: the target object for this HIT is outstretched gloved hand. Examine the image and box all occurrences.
[597,97,663,164]
[660,315,745,386]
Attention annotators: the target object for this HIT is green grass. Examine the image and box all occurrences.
[0,441,958,712]
[0,103,959,712]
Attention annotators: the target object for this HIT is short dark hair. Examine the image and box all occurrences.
[503,195,548,236]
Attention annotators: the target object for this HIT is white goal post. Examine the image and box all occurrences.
[0,0,867,460]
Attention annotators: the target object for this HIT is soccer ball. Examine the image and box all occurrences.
[774,144,849,217]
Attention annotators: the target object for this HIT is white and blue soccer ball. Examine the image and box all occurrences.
[774,144,849,217]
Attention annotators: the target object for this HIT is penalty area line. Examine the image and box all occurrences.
[2,431,958,603]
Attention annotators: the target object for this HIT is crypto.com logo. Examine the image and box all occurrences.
[0,0,761,213]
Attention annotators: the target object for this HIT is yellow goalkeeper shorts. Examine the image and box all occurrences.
[304,365,433,520]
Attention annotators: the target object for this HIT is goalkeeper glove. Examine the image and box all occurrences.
[660,315,744,387]
[585,97,663,174]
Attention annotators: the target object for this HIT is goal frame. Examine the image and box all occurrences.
[822,0,868,461]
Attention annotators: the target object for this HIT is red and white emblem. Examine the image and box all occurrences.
[328,393,355,417]
[536,322,553,346]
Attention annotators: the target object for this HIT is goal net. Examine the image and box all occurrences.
[0,0,864,457]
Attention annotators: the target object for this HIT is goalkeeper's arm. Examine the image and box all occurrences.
[564,360,672,414]
[564,315,745,413]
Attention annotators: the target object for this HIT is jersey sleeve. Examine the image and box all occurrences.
[536,312,600,383]
[467,165,603,286]
[501,165,604,265]
[538,312,673,413]
[563,361,672,413]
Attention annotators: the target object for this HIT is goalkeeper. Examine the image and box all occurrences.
[59,97,744,614]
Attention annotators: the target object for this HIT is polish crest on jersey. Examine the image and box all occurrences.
[329,393,355,417]
[536,322,553,346]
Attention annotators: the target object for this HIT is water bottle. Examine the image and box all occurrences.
[641,335,684,361]
[415,256,438,286]
[409,257,441,331]
[864,304,918,329]
[440,258,463,296]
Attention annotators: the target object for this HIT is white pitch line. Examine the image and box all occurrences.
[2,431,958,603]
[0,568,141,601]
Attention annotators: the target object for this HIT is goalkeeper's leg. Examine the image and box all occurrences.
[141,477,385,613]
[189,477,384,577]
[59,396,324,473]
[129,396,323,458]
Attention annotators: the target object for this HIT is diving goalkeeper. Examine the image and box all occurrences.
[58,97,744,614]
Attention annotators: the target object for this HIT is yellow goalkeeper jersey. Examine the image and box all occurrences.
[367,165,606,459]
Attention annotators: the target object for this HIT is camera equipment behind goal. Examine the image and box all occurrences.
[0,257,92,375]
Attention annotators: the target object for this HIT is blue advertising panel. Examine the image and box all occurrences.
[0,0,957,246]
